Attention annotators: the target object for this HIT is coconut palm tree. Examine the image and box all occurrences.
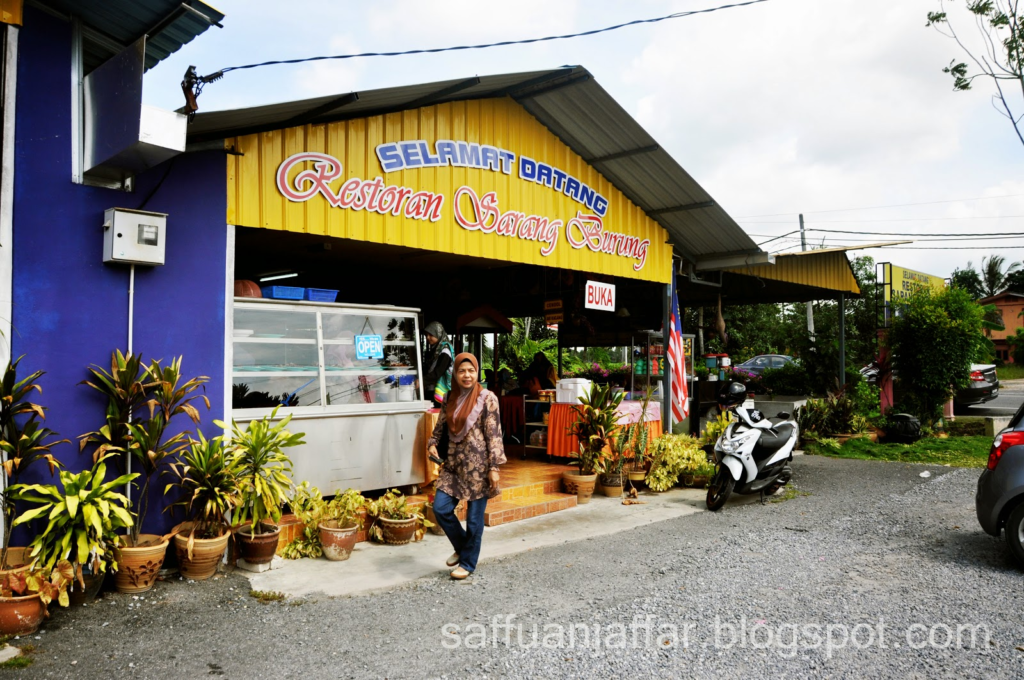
[981,255,1021,298]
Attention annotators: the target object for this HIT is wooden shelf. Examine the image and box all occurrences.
[525,421,548,427]
[524,444,548,450]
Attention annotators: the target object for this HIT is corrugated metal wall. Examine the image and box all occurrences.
[226,97,672,283]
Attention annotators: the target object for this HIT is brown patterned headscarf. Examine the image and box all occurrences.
[446,353,483,439]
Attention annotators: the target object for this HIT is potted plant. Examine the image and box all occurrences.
[9,454,137,604]
[163,431,242,580]
[318,488,367,561]
[0,357,67,573]
[0,560,73,636]
[366,490,432,545]
[281,482,326,560]
[565,383,624,503]
[221,407,304,565]
[597,429,627,498]
[620,388,654,491]
[80,352,209,593]
[646,434,703,492]
[700,410,732,457]
[281,484,367,561]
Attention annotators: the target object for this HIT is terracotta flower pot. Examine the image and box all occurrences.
[113,534,169,594]
[0,593,45,636]
[598,482,623,497]
[562,471,598,504]
[376,516,418,545]
[318,520,359,561]
[173,525,230,580]
[235,522,281,565]
[68,570,105,606]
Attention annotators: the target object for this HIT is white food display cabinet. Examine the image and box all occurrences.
[230,298,431,493]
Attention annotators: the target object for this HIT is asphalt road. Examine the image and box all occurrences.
[11,455,1024,679]
[960,378,1024,419]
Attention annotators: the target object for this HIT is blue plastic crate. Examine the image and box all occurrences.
[261,286,304,300]
[304,288,338,302]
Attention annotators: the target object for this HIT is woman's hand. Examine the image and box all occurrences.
[489,470,500,485]
[428,444,438,457]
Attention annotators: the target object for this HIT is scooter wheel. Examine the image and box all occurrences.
[706,465,735,511]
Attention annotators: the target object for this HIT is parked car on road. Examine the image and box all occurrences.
[735,354,794,376]
[858,362,1000,412]
[975,402,1024,566]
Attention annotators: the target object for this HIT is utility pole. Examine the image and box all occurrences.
[800,213,815,342]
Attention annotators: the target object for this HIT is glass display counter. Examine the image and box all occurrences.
[231,298,430,492]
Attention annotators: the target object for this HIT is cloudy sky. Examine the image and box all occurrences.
[142,0,1024,280]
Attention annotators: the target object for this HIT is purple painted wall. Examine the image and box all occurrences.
[11,7,227,535]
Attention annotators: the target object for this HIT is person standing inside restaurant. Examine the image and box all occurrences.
[422,321,454,407]
[427,353,505,579]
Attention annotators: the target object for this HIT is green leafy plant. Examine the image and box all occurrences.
[0,560,74,609]
[281,482,325,560]
[694,365,710,381]
[700,410,733,451]
[221,407,304,536]
[365,489,432,543]
[645,433,704,491]
[163,431,242,542]
[760,362,811,396]
[886,287,987,426]
[282,485,367,560]
[566,383,625,475]
[9,454,136,585]
[80,352,210,544]
[0,357,67,570]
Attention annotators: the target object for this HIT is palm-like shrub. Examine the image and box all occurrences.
[221,407,304,535]
[163,431,242,543]
[566,383,624,475]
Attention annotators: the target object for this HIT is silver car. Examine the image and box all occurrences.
[976,402,1024,566]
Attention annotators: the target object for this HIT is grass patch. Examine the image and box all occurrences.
[997,364,1024,381]
[0,643,35,670]
[806,435,991,468]
[249,590,286,603]
[768,483,810,503]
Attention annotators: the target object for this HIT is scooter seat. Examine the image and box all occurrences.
[755,422,795,455]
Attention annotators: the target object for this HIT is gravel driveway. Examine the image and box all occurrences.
[13,455,1024,679]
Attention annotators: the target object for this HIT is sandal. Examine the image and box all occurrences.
[446,552,460,567]
[450,567,471,580]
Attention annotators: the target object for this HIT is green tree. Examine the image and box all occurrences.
[886,286,988,425]
[950,262,985,299]
[1008,326,1024,363]
[927,1,1024,148]
[981,254,1021,296]
[1004,266,1024,293]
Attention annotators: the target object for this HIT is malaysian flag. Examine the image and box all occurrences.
[668,277,689,421]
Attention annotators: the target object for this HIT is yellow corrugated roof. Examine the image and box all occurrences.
[726,250,861,295]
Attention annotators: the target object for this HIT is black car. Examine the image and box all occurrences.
[976,402,1024,566]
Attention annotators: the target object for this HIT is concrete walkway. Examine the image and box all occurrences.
[241,487,762,598]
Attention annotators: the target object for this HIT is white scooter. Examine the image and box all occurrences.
[706,382,798,511]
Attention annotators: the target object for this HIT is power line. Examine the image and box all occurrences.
[205,1,771,78]
[742,215,1024,224]
[757,229,1024,244]
[735,192,1024,218]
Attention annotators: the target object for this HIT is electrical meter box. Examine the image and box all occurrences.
[102,208,167,265]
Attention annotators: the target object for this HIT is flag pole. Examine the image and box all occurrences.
[663,273,672,434]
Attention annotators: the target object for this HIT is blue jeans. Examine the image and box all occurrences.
[433,489,488,572]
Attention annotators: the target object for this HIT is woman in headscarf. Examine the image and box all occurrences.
[427,353,506,579]
[422,321,454,407]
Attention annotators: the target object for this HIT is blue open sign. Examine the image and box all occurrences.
[355,334,384,360]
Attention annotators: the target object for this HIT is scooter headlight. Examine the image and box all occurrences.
[719,438,737,454]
